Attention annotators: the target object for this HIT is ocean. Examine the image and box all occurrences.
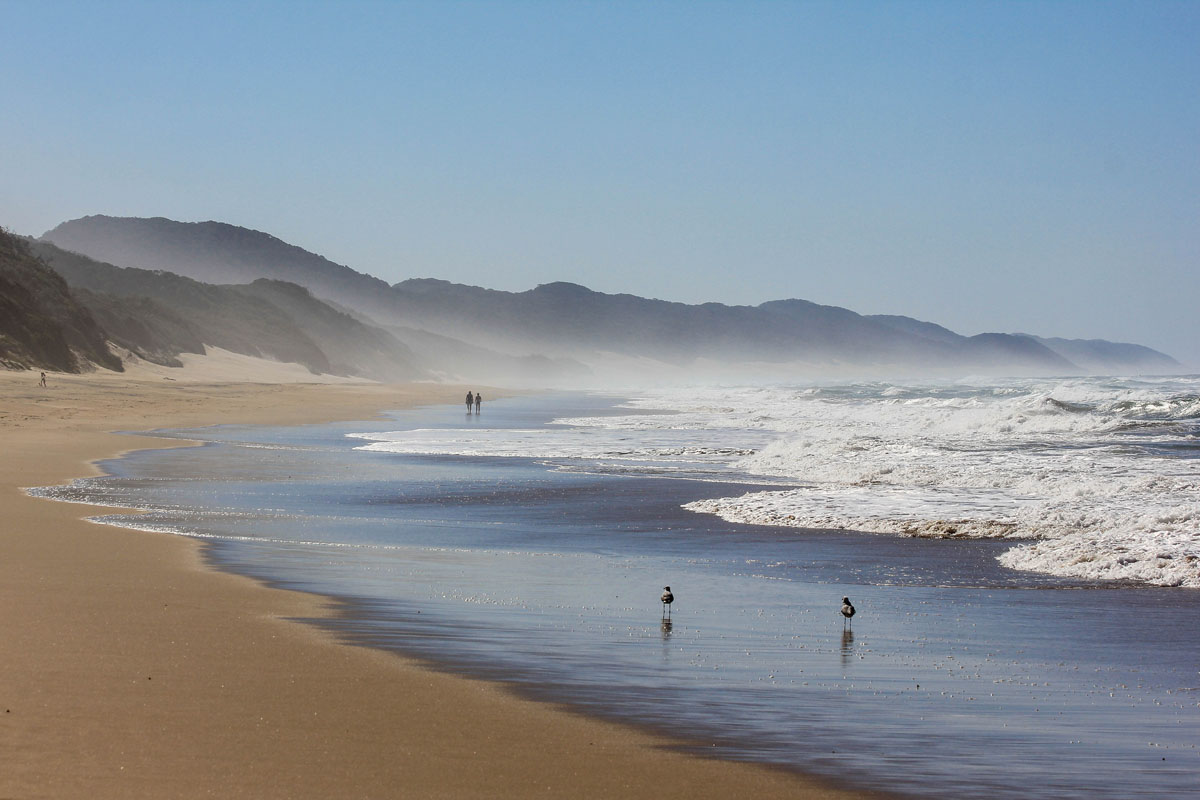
[33,377,1200,798]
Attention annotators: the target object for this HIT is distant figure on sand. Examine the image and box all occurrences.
[474,392,482,414]
[39,371,47,388]
[841,596,856,629]
[465,391,474,413]
[661,585,674,619]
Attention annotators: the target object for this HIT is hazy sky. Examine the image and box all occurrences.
[3,1,1197,365]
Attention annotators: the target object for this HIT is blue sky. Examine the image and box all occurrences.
[2,1,1197,365]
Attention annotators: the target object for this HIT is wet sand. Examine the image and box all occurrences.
[0,353,872,799]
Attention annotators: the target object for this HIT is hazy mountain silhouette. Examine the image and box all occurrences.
[380,280,1083,373]
[31,239,425,380]
[0,227,122,372]
[43,215,391,314]
[40,215,1181,376]
[870,316,1180,373]
[1018,335,1180,374]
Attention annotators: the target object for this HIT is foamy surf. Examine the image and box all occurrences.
[353,377,1200,588]
[651,378,1200,588]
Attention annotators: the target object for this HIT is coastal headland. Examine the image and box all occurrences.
[0,352,871,799]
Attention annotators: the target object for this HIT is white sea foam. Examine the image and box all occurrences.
[353,377,1200,587]
[348,426,766,467]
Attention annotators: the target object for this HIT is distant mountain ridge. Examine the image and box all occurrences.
[1018,335,1178,375]
[39,215,1181,377]
[378,279,1082,373]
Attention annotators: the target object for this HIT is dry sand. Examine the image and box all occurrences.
[1,353,875,799]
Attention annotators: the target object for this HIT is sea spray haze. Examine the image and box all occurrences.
[539,377,1200,588]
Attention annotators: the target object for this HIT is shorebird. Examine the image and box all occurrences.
[841,596,856,629]
[661,586,674,619]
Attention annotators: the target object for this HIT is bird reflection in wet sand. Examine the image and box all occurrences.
[840,628,855,667]
[660,618,673,640]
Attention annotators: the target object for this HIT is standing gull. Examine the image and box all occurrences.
[841,596,856,630]
[661,586,674,619]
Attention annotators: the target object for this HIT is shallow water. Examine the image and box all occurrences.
[36,392,1200,799]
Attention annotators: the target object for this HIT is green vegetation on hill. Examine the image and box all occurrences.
[31,239,426,381]
[0,228,122,372]
[70,288,205,368]
[233,279,425,380]
[43,215,392,313]
[34,240,331,372]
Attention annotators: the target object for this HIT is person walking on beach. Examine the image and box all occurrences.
[465,391,474,413]
[38,371,47,388]
[474,392,482,414]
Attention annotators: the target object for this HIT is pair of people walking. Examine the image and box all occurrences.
[465,390,482,414]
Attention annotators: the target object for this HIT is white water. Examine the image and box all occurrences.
[352,377,1200,588]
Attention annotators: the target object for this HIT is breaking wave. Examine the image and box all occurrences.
[352,377,1200,587]
[575,378,1200,587]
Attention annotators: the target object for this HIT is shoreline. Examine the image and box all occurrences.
[0,363,874,799]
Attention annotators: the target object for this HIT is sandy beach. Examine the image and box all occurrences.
[0,352,869,799]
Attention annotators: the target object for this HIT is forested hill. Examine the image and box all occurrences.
[30,239,427,381]
[0,227,122,372]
